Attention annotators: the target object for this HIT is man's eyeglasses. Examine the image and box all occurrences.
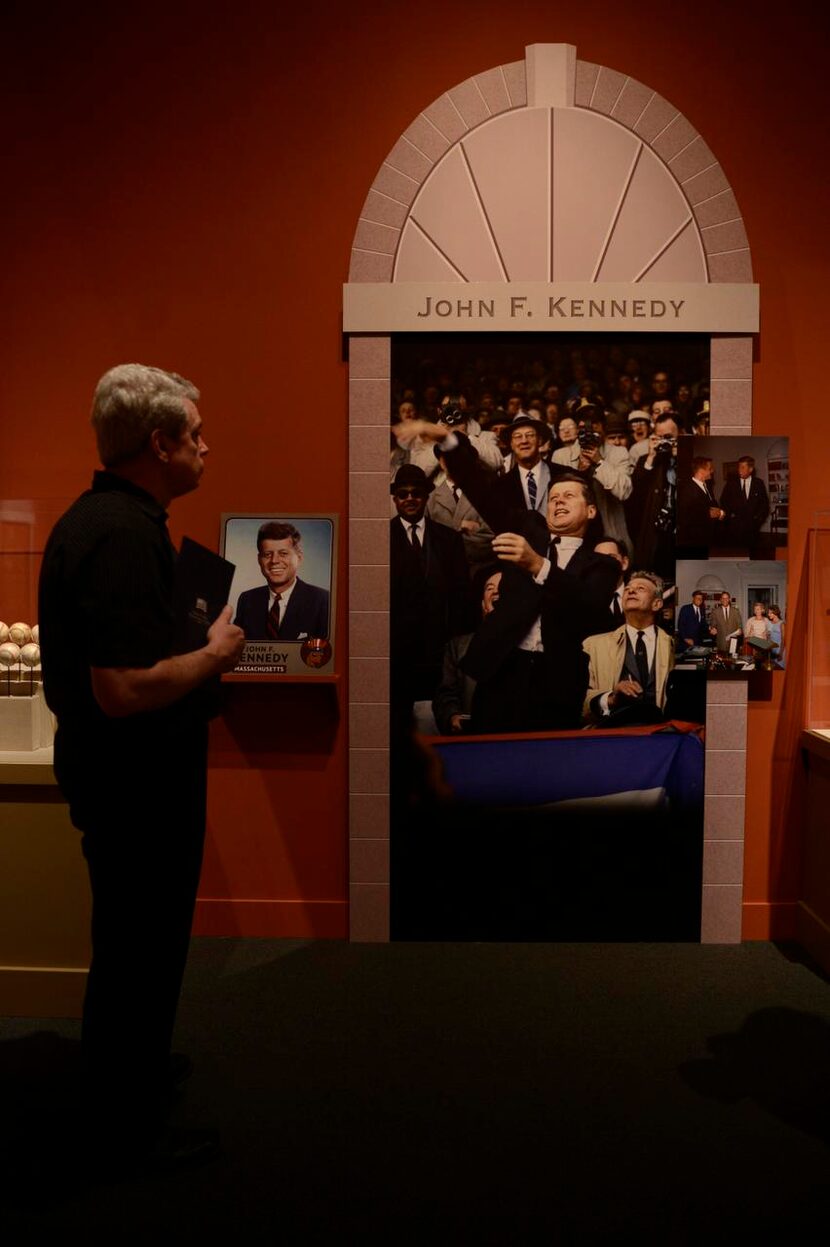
[394,487,427,499]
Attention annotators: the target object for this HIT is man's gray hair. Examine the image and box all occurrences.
[91,363,200,467]
[628,570,664,601]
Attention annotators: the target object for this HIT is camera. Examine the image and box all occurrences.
[654,503,675,533]
[654,435,677,457]
[577,426,604,451]
[441,404,467,429]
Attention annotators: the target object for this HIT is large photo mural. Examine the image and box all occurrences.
[387,333,784,940]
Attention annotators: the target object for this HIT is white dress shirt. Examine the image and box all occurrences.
[518,536,582,651]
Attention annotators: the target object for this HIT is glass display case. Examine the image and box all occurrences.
[805,518,830,730]
[1,499,90,1017]
[799,519,830,973]
[0,499,69,755]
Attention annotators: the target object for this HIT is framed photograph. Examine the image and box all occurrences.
[220,513,338,675]
[675,558,787,670]
[676,436,788,558]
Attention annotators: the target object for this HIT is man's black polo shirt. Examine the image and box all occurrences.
[39,471,207,821]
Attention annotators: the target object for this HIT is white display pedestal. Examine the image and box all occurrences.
[0,744,90,1018]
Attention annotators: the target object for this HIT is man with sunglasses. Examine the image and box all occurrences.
[389,464,471,726]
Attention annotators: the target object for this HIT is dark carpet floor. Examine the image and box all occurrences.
[1,939,829,1243]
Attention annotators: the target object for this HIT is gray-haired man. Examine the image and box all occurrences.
[39,364,244,1170]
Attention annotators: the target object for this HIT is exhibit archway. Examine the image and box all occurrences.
[346,43,757,941]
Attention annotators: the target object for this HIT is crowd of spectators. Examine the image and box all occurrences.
[390,342,710,443]
[390,346,711,563]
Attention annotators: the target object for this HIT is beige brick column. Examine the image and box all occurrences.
[348,335,391,940]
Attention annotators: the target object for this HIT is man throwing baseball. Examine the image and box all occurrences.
[39,364,244,1171]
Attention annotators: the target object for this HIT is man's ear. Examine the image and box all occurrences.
[587,503,597,520]
[149,427,169,462]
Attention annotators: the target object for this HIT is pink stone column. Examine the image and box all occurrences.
[348,335,391,940]
[701,679,748,942]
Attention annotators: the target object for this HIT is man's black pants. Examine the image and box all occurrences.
[69,728,208,1139]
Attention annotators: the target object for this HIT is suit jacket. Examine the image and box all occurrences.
[431,632,476,734]
[628,453,676,580]
[582,624,674,720]
[235,578,330,641]
[389,516,471,671]
[443,436,619,724]
[719,474,769,547]
[426,482,494,571]
[677,475,719,547]
[676,602,709,652]
[708,604,743,652]
[491,461,550,516]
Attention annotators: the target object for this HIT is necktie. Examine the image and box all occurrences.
[548,535,560,565]
[410,523,422,559]
[451,485,460,505]
[267,593,282,639]
[527,470,537,510]
[744,479,750,499]
[612,593,623,623]
[635,630,649,687]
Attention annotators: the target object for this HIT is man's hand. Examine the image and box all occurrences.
[206,605,246,672]
[394,419,448,447]
[92,604,245,717]
[449,713,466,734]
[577,445,600,471]
[608,678,643,708]
[644,432,661,466]
[491,532,544,575]
[459,518,479,534]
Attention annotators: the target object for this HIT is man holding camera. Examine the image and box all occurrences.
[439,403,503,472]
[550,405,632,547]
[628,412,680,580]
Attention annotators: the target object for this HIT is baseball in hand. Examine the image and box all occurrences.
[8,622,32,646]
[0,642,21,667]
[19,643,41,668]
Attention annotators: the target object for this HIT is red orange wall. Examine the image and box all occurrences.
[2,2,824,937]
